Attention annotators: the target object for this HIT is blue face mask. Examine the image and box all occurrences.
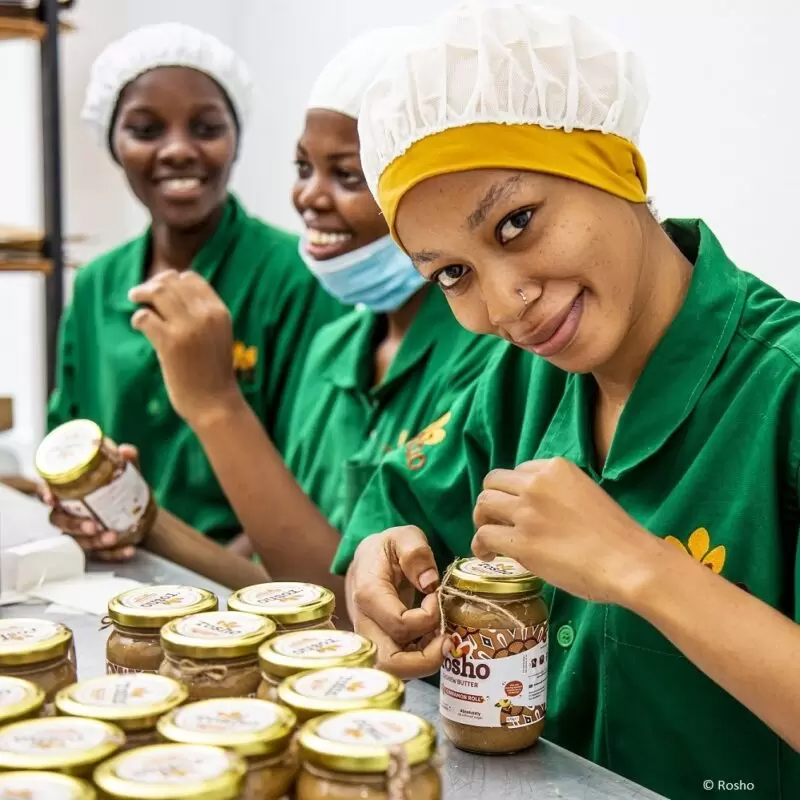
[298,234,426,313]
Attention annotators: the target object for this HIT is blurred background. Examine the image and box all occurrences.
[0,0,797,473]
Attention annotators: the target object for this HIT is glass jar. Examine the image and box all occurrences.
[55,674,188,751]
[0,619,77,713]
[35,419,157,548]
[106,585,218,674]
[278,667,404,724]
[296,709,440,800]
[257,631,376,703]
[0,717,125,778]
[439,556,549,755]
[157,697,297,800]
[159,612,275,702]
[0,771,96,800]
[93,743,246,800]
[0,676,46,725]
[227,582,336,632]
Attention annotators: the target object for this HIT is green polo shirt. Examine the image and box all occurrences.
[284,286,503,533]
[334,219,800,799]
[48,194,346,542]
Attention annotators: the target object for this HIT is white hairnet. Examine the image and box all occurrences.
[358,0,649,197]
[306,26,421,119]
[82,22,253,147]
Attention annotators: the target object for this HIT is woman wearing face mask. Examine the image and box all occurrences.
[47,23,345,561]
[127,27,502,621]
[337,2,800,797]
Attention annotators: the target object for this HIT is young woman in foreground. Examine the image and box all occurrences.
[337,2,800,797]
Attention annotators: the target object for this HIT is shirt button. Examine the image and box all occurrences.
[556,624,575,648]
[146,398,164,417]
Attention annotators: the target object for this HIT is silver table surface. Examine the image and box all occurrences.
[0,550,664,800]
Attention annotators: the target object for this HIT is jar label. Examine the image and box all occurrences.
[458,557,531,579]
[294,668,390,700]
[37,420,100,475]
[0,619,64,650]
[0,718,115,754]
[0,773,84,800]
[106,662,159,676]
[115,745,234,783]
[71,674,177,707]
[173,698,280,734]
[317,711,420,746]
[174,612,267,640]
[119,585,208,610]
[0,680,30,709]
[272,631,363,659]
[238,582,322,609]
[439,621,549,729]
[81,462,150,533]
[58,498,95,520]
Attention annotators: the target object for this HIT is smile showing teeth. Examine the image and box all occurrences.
[307,229,353,247]
[160,178,202,192]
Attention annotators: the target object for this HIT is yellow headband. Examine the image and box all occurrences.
[377,122,648,237]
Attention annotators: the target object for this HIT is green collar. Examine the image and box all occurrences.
[111,193,245,312]
[538,219,746,478]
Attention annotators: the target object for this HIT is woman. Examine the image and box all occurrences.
[126,27,502,620]
[338,2,800,798]
[48,23,345,558]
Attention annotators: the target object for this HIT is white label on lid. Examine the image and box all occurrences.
[0,619,63,650]
[0,680,30,709]
[439,621,549,729]
[173,699,280,734]
[71,674,177,708]
[0,718,113,754]
[458,557,531,579]
[120,586,207,610]
[37,420,100,475]
[317,711,420,746]
[294,668,390,700]
[81,462,150,533]
[272,631,364,659]
[238,582,322,609]
[0,773,83,800]
[174,612,266,640]
[115,746,234,783]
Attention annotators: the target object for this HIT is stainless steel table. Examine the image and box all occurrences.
[0,550,664,800]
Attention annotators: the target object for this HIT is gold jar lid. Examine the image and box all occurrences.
[108,585,219,629]
[0,676,46,724]
[447,557,543,595]
[0,771,96,800]
[0,618,73,667]
[227,582,335,626]
[258,630,376,680]
[160,611,275,660]
[55,674,188,732]
[93,743,246,800]
[298,709,436,774]
[279,667,404,718]
[0,717,125,771]
[35,419,105,485]
[157,697,296,758]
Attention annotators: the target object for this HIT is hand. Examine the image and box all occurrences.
[41,443,140,563]
[472,457,664,607]
[129,270,243,427]
[348,526,448,679]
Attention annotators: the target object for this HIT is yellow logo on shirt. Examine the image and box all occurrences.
[664,527,725,573]
[233,341,258,376]
[403,411,452,471]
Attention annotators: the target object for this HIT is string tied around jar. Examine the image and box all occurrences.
[162,653,229,683]
[386,745,411,800]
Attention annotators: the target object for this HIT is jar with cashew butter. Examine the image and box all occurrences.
[0,771,96,800]
[256,631,376,703]
[93,743,247,800]
[296,709,441,800]
[35,419,157,547]
[227,582,336,632]
[0,619,76,713]
[0,717,125,778]
[106,585,218,675]
[278,667,404,724]
[0,676,45,726]
[439,556,549,755]
[157,697,297,800]
[159,611,275,701]
[55,674,188,750]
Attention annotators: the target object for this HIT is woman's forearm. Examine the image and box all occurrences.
[626,541,800,751]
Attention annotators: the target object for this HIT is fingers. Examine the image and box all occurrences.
[472,523,524,563]
[387,526,440,593]
[49,507,100,537]
[357,616,447,680]
[473,488,518,528]
[482,467,532,495]
[117,444,140,467]
[128,271,189,320]
[91,545,136,563]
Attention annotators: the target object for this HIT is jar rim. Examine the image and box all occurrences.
[446,557,544,595]
[108,586,219,629]
[160,612,275,660]
[0,619,73,666]
[0,677,46,723]
[35,419,105,484]
[227,582,335,625]
[0,771,96,800]
[258,631,376,679]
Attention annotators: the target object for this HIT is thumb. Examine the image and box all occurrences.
[131,308,167,350]
[387,526,439,594]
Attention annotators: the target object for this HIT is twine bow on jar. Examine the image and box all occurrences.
[162,653,230,683]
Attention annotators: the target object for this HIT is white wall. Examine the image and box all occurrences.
[1,0,799,473]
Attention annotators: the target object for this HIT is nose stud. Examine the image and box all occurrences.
[516,288,531,319]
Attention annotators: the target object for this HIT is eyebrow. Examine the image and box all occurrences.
[408,249,442,266]
[465,175,523,231]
